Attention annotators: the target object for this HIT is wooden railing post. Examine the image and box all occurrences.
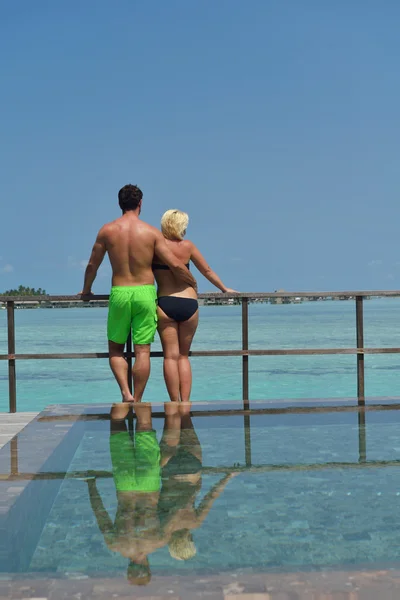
[244,414,252,467]
[126,330,133,395]
[356,296,365,404]
[358,409,366,463]
[242,297,249,410]
[10,437,18,475]
[7,301,16,413]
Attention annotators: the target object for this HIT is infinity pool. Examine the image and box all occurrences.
[2,401,400,583]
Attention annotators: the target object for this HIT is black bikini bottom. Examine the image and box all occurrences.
[158,297,198,322]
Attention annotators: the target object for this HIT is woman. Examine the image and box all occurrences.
[158,401,237,561]
[153,209,236,402]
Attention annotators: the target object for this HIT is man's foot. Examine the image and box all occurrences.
[134,403,153,431]
[122,392,135,403]
[111,402,131,420]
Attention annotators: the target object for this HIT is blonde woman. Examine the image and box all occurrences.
[152,210,236,402]
[158,402,237,561]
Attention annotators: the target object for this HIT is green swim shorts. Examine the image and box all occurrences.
[110,430,161,493]
[107,285,157,345]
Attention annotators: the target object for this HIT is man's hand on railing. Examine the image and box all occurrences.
[224,288,239,294]
[79,290,94,301]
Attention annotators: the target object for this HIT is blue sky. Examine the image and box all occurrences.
[1,0,399,293]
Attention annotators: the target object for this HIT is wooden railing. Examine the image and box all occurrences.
[2,290,400,412]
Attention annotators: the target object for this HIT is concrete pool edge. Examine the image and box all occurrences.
[1,566,400,599]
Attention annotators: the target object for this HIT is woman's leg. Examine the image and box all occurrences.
[158,307,180,402]
[178,310,199,402]
[159,402,181,467]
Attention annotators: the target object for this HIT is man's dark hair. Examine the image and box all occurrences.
[118,184,143,213]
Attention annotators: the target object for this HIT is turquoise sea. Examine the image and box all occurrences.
[1,298,400,412]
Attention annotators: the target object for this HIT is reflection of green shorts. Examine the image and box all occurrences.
[107,285,157,345]
[110,430,161,492]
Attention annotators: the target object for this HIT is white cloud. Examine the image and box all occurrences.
[387,273,395,280]
[368,260,382,267]
[0,264,14,274]
[68,256,88,271]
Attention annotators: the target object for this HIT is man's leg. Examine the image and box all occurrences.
[109,341,134,403]
[132,344,151,402]
[107,288,132,401]
[130,285,158,402]
[159,402,181,467]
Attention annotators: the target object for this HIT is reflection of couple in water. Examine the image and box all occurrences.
[84,403,236,585]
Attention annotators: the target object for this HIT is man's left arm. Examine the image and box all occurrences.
[86,478,114,537]
[81,229,107,296]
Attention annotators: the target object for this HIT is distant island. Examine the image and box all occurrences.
[0,286,47,296]
[0,286,108,309]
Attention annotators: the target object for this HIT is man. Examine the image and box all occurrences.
[85,403,163,586]
[81,184,197,402]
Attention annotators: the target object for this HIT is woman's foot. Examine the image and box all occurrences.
[180,402,192,416]
[165,401,180,416]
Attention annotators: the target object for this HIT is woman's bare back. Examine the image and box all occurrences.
[154,239,197,299]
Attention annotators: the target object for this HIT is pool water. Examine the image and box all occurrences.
[2,402,400,580]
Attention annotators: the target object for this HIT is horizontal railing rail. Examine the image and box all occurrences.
[2,290,400,412]
[2,290,400,301]
[4,460,399,482]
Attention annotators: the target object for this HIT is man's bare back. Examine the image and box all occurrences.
[102,214,161,287]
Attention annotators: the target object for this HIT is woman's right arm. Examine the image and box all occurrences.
[190,243,237,293]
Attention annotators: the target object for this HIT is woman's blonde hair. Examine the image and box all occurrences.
[161,209,189,241]
[168,529,196,561]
